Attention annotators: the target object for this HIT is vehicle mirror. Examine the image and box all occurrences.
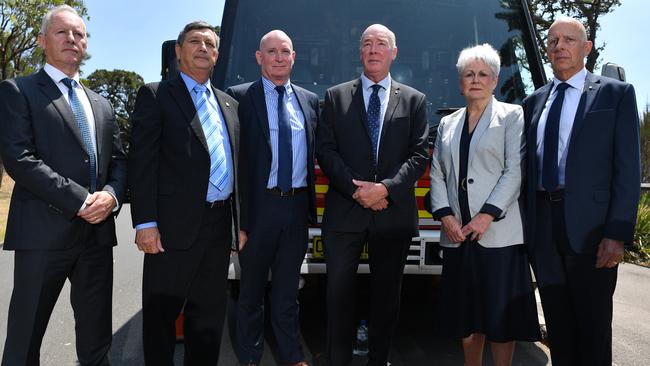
[601,62,626,82]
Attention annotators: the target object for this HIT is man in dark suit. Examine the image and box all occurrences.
[316,24,429,366]
[0,5,126,365]
[226,30,318,366]
[128,21,239,365]
[522,17,640,366]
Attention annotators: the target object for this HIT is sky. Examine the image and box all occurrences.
[81,0,649,114]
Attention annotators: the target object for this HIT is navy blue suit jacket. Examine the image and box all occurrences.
[226,80,319,232]
[523,72,640,253]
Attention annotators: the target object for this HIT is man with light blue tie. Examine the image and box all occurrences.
[226,30,319,366]
[128,20,240,365]
[523,17,640,366]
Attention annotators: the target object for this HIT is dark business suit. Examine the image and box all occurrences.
[129,75,239,365]
[523,72,640,366]
[0,69,126,365]
[226,80,318,364]
[316,78,429,366]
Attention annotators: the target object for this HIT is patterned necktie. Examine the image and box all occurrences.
[193,84,229,191]
[61,78,96,193]
[367,84,382,165]
[275,85,293,192]
[542,82,571,192]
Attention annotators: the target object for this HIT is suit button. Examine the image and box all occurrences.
[84,158,89,163]
[468,178,474,184]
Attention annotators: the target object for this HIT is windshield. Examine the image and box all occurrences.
[217,0,541,125]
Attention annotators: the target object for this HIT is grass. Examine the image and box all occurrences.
[0,173,14,244]
[628,192,650,266]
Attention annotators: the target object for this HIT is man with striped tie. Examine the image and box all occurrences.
[226,30,319,366]
[128,21,240,365]
[0,5,126,365]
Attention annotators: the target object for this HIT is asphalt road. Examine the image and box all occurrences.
[0,205,646,365]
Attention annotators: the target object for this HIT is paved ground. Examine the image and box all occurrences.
[0,205,645,365]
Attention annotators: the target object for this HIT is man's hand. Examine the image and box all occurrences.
[596,238,624,268]
[135,227,164,254]
[239,230,248,251]
[351,179,389,208]
[78,191,116,224]
[461,213,494,242]
[369,198,389,211]
[440,215,465,243]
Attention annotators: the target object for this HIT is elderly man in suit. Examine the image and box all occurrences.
[226,29,318,366]
[316,24,429,366]
[0,5,126,365]
[128,21,239,365]
[522,17,640,366]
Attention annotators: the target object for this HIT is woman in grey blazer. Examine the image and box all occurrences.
[429,44,539,366]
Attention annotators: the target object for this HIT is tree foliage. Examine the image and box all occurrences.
[640,105,650,183]
[0,0,88,80]
[528,0,621,72]
[84,69,144,152]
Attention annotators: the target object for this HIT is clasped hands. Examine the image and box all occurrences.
[77,191,116,225]
[440,213,494,243]
[351,179,389,211]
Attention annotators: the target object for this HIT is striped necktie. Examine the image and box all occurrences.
[275,85,293,192]
[367,84,382,165]
[193,84,229,191]
[61,78,96,193]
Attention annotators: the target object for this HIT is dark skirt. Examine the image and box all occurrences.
[439,242,541,342]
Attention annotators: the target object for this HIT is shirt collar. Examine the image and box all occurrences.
[261,76,293,96]
[180,72,211,96]
[361,73,391,92]
[553,68,587,93]
[44,63,80,86]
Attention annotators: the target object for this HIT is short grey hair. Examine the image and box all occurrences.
[456,43,501,78]
[550,16,588,41]
[359,24,397,49]
[40,5,82,35]
[176,20,219,48]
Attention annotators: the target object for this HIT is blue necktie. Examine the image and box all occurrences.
[542,82,571,192]
[275,85,293,192]
[61,78,96,193]
[193,84,229,191]
[367,84,382,165]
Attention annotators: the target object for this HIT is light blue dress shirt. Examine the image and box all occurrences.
[261,77,308,189]
[361,73,391,161]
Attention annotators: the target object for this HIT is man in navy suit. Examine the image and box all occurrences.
[226,30,318,366]
[0,5,126,365]
[522,17,640,366]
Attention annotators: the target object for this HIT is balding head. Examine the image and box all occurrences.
[546,16,592,81]
[360,24,397,50]
[256,29,296,85]
[549,17,588,41]
[259,30,293,52]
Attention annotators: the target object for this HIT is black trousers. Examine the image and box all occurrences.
[2,228,113,366]
[236,191,309,365]
[142,202,232,366]
[530,195,618,366]
[323,229,410,366]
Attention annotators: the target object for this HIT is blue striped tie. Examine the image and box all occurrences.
[367,84,382,165]
[193,84,229,191]
[61,78,96,192]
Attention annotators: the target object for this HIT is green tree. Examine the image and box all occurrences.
[640,105,650,183]
[0,0,88,80]
[528,0,621,72]
[84,69,144,152]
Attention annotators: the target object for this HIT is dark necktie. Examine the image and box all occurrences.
[367,84,382,165]
[61,78,97,193]
[193,84,229,191]
[276,85,293,192]
[542,82,571,192]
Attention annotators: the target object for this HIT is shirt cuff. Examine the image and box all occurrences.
[105,191,120,212]
[479,203,503,219]
[432,207,454,221]
[135,222,158,231]
[78,193,92,213]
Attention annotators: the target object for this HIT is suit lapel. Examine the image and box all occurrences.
[250,80,272,153]
[36,70,86,150]
[169,76,209,152]
[468,97,496,167]
[351,80,372,141]
[568,72,601,149]
[379,82,401,145]
[83,87,104,158]
[213,86,238,155]
[528,82,553,159]
[292,85,315,158]
[449,109,465,184]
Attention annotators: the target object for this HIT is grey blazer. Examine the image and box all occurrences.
[430,97,525,248]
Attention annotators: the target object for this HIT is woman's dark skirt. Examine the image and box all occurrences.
[439,242,541,342]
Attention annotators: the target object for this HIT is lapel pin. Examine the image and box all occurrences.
[225,102,230,107]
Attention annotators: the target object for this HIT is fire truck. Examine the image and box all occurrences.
[161,0,548,277]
